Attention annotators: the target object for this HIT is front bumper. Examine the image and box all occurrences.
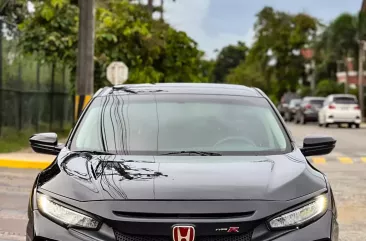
[27,210,338,241]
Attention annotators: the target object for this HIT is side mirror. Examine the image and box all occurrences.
[29,133,63,155]
[300,135,336,157]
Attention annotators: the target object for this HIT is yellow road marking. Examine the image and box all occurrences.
[312,157,326,164]
[338,157,353,164]
[361,157,366,163]
[0,159,51,169]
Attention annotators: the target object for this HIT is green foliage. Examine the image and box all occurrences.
[0,0,28,23]
[199,59,215,83]
[0,127,70,153]
[18,0,78,64]
[226,61,267,91]
[250,7,318,95]
[212,41,247,83]
[298,85,311,97]
[223,7,318,100]
[315,79,342,97]
[18,0,206,89]
[269,94,279,106]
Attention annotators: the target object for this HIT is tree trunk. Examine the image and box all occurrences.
[147,0,154,14]
[160,0,164,20]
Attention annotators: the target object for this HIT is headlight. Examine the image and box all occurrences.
[37,193,100,229]
[268,194,328,229]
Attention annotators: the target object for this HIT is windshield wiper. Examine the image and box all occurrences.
[73,150,115,155]
[161,151,222,156]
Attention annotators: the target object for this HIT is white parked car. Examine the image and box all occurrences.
[318,94,361,128]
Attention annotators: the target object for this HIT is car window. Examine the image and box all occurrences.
[70,94,291,156]
[289,99,301,107]
[282,93,299,104]
[333,97,357,104]
[310,99,324,106]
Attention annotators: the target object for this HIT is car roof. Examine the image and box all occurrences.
[96,83,263,97]
[328,94,356,98]
[303,96,325,100]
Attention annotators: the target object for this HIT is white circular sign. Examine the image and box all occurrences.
[106,61,128,85]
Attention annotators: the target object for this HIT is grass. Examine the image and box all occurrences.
[0,127,72,153]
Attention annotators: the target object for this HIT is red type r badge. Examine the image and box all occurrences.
[227,227,239,233]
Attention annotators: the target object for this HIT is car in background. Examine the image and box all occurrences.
[283,98,302,122]
[277,92,300,117]
[294,97,325,124]
[318,94,361,128]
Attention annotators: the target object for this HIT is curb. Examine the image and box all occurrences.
[0,159,51,169]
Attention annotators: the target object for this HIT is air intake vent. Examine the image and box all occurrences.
[114,230,253,241]
[112,211,255,219]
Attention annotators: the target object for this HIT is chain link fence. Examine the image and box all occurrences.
[0,20,73,136]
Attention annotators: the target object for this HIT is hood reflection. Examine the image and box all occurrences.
[55,152,167,199]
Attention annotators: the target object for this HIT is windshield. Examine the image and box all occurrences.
[310,99,324,106]
[70,94,291,156]
[334,96,357,105]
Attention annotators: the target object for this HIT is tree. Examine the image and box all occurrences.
[315,79,342,96]
[18,0,206,89]
[238,7,318,98]
[226,61,267,90]
[313,12,366,95]
[0,0,28,34]
[212,41,247,83]
[18,0,78,64]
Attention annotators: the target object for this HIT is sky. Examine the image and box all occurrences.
[163,0,363,59]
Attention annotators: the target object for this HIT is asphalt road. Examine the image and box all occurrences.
[0,123,365,241]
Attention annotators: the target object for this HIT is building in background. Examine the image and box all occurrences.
[336,0,366,90]
[336,58,365,88]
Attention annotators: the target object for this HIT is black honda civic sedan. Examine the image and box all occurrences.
[26,83,338,241]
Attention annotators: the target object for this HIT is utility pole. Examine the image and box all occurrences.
[75,0,95,121]
[160,0,164,20]
[310,59,316,95]
[359,40,365,120]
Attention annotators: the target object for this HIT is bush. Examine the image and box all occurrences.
[315,79,342,97]
[297,85,311,97]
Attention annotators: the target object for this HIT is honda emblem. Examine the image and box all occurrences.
[172,226,195,241]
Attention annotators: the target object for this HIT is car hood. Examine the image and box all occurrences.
[38,149,326,201]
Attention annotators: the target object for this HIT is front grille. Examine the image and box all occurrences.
[114,230,252,241]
